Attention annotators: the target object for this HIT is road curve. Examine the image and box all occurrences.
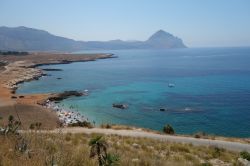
[47,127,250,153]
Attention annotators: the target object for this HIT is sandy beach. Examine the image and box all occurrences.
[0,52,113,129]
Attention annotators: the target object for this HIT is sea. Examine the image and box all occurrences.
[16,47,250,137]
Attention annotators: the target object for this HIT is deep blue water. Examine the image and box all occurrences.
[17,48,250,137]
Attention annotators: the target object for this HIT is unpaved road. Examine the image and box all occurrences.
[49,127,250,152]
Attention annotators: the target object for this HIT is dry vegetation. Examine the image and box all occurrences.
[0,131,243,166]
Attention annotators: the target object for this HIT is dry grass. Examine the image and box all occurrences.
[192,132,250,144]
[101,124,250,144]
[0,131,242,166]
[0,104,60,129]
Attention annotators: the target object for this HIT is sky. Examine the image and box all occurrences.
[0,0,250,47]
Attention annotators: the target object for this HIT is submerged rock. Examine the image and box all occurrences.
[159,108,166,111]
[43,68,63,71]
[49,91,85,101]
[112,103,128,109]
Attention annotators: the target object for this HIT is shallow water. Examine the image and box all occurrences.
[17,48,250,137]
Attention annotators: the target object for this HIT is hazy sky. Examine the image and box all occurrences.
[0,0,250,47]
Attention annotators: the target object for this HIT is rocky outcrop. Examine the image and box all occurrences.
[112,103,128,109]
[48,91,85,102]
[3,61,43,90]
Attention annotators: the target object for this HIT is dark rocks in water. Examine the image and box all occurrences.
[160,108,166,111]
[57,77,62,80]
[41,73,52,76]
[19,95,25,98]
[112,103,128,109]
[33,76,40,80]
[61,60,71,64]
[48,91,84,101]
[43,68,63,71]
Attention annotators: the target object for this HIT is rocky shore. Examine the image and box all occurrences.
[2,61,44,90]
[44,101,89,126]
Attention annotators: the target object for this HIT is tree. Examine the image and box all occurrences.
[89,135,108,166]
[163,124,175,135]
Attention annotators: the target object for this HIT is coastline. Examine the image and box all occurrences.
[0,52,249,142]
[0,52,114,129]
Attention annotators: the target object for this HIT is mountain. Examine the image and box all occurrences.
[0,26,186,51]
[145,30,186,48]
[0,26,83,51]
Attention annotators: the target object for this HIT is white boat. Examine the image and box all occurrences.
[168,83,175,88]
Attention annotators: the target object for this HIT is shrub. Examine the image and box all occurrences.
[194,131,207,138]
[240,151,250,161]
[101,123,112,129]
[163,124,175,135]
[212,147,222,158]
[201,163,212,166]
[69,121,93,128]
[29,122,42,130]
[29,124,35,130]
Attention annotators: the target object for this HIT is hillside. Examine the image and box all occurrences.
[0,26,186,51]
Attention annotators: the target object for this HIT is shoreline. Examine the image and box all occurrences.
[44,101,89,126]
[0,52,114,128]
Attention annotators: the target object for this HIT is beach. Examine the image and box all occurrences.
[0,52,113,129]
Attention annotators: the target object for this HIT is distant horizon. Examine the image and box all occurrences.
[1,0,250,47]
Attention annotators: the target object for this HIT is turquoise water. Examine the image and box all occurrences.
[17,48,250,137]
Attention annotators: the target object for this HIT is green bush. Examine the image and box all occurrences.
[69,121,93,128]
[240,151,250,161]
[163,124,175,135]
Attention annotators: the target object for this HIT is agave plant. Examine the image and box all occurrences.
[89,135,108,166]
[3,115,21,135]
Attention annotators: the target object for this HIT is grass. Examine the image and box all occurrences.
[0,131,243,166]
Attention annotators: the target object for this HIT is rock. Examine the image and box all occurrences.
[43,68,63,71]
[112,103,128,109]
[57,77,62,80]
[209,159,231,166]
[160,108,166,111]
[132,158,139,162]
[238,158,250,166]
[48,91,85,101]
[132,143,140,149]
